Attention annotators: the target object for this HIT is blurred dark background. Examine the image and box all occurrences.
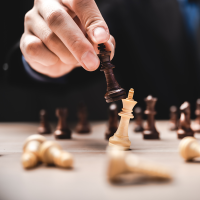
[1,0,200,122]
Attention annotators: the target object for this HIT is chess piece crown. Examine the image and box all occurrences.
[179,137,200,161]
[109,88,137,150]
[98,43,126,103]
[107,147,171,182]
[22,134,46,169]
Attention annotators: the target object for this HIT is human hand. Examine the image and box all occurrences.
[20,0,115,77]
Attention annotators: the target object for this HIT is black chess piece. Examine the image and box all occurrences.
[105,103,118,140]
[54,108,71,139]
[98,43,126,103]
[143,95,160,139]
[76,102,91,134]
[192,99,200,133]
[177,102,194,139]
[38,109,51,134]
[133,107,144,132]
[169,106,179,131]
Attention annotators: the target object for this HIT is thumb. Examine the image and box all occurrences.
[62,0,110,44]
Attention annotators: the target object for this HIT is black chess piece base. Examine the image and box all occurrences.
[134,126,144,132]
[143,130,160,139]
[54,130,71,139]
[177,129,194,139]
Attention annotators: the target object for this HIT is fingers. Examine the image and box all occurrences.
[93,35,116,60]
[25,9,78,66]
[20,33,59,67]
[37,0,99,71]
[62,0,110,44]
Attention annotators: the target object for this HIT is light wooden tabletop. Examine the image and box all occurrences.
[0,121,200,200]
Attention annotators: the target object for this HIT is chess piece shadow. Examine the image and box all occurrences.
[177,102,194,139]
[75,102,91,134]
[54,108,72,139]
[105,103,118,140]
[143,95,159,139]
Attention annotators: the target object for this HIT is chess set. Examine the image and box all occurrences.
[1,43,200,200]
[19,43,200,184]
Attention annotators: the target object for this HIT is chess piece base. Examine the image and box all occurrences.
[177,129,194,139]
[38,127,51,134]
[76,124,91,134]
[169,122,178,131]
[54,130,71,139]
[134,126,144,132]
[143,130,160,139]
[105,89,127,103]
[192,123,200,133]
[109,134,131,150]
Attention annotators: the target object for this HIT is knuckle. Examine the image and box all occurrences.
[69,37,84,52]
[75,0,91,8]
[25,40,41,57]
[34,0,40,5]
[85,16,103,30]
[43,32,57,46]
[46,9,65,28]
[24,10,32,23]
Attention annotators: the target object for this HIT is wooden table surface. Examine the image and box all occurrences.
[0,121,200,200]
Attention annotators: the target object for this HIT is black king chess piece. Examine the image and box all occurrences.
[98,43,126,103]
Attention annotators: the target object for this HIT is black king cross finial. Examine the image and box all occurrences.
[97,44,126,103]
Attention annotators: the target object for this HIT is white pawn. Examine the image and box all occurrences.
[22,134,46,169]
[39,141,73,168]
[107,147,171,182]
[179,136,200,161]
[109,88,137,150]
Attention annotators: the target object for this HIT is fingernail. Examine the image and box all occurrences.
[81,51,99,71]
[93,27,109,43]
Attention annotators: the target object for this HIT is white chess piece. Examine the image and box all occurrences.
[40,141,73,168]
[22,134,46,169]
[179,136,200,161]
[109,88,137,150]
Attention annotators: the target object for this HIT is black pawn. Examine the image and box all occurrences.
[38,109,51,134]
[105,103,118,140]
[169,106,179,131]
[143,95,160,139]
[133,107,144,132]
[177,102,194,139]
[76,102,91,134]
[54,108,71,139]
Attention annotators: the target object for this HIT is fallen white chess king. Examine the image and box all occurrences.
[106,147,172,182]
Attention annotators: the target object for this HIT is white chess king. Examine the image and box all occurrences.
[109,88,137,150]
